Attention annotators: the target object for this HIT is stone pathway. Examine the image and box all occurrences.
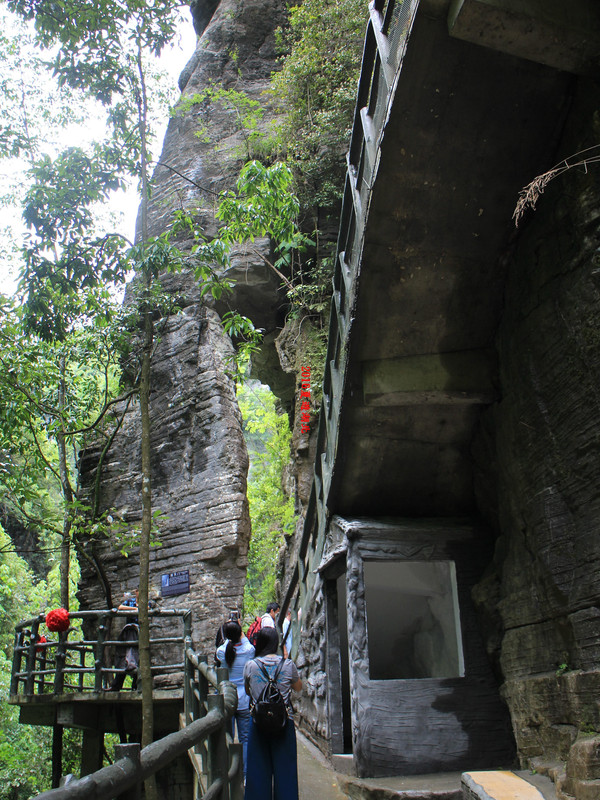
[295,733,558,800]
[297,731,348,800]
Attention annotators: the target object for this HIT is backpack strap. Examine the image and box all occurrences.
[273,657,286,681]
[252,657,294,718]
[256,657,286,683]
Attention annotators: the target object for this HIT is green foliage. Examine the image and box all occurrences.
[172,159,320,373]
[19,145,131,341]
[217,160,306,255]
[176,85,268,160]
[7,0,184,104]
[0,524,53,800]
[0,289,138,615]
[0,524,85,799]
[286,254,334,319]
[238,384,294,618]
[270,0,369,210]
[294,319,329,408]
[0,7,87,161]
[0,675,52,800]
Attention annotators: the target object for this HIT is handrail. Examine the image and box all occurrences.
[26,646,242,800]
[11,608,191,697]
[280,0,420,621]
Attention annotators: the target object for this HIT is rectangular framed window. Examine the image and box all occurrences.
[364,560,465,680]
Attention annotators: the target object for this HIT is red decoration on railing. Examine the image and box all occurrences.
[45,608,70,632]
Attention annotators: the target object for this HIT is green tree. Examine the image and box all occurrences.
[3,4,320,777]
[6,4,185,775]
[270,0,369,211]
[0,293,131,608]
[0,524,53,800]
[11,134,136,607]
[237,383,294,617]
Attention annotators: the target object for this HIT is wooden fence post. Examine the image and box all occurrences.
[25,620,40,696]
[198,655,209,718]
[11,629,24,695]
[95,614,107,692]
[228,742,244,800]
[114,743,142,800]
[51,723,63,789]
[53,630,67,694]
[207,694,228,800]
[183,614,193,725]
[194,656,210,773]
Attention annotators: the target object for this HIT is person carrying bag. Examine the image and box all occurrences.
[243,627,302,800]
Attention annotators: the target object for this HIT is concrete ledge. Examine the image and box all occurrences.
[331,753,356,776]
[337,772,462,800]
[362,350,497,406]
[448,0,600,77]
[461,771,549,800]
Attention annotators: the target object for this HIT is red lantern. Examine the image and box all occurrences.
[45,607,70,632]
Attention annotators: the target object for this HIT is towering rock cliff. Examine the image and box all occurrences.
[74,0,600,790]
[472,78,600,795]
[78,0,290,653]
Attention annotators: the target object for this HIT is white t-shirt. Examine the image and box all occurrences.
[215,636,255,711]
[282,618,293,653]
[260,612,275,628]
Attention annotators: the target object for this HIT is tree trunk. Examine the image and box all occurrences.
[136,32,158,800]
[57,357,73,610]
[138,307,154,753]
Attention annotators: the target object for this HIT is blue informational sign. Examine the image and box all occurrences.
[161,570,190,597]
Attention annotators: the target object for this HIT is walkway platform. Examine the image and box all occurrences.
[297,732,558,800]
[11,689,183,738]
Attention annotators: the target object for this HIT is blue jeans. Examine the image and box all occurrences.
[235,709,252,778]
[244,716,298,800]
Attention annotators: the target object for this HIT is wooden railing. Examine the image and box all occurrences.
[10,608,190,696]
[29,652,242,800]
[11,608,243,800]
[281,0,420,619]
[183,653,243,800]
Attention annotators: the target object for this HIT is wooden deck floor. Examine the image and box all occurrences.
[10,689,184,738]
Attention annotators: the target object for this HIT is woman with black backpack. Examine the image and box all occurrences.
[243,627,302,800]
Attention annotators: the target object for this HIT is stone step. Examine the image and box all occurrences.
[462,771,556,800]
[336,771,463,800]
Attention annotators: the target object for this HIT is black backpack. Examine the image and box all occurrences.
[251,659,288,735]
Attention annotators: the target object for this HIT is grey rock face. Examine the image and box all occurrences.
[79,0,288,656]
[79,305,250,652]
[472,83,600,782]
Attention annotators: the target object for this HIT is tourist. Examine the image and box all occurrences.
[215,620,255,779]
[282,609,293,658]
[117,589,139,611]
[243,627,302,800]
[109,589,140,691]
[261,601,280,629]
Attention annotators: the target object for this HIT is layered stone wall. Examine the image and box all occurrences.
[78,304,250,652]
[473,79,600,797]
[78,0,289,655]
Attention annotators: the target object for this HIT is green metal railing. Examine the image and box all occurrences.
[10,609,190,696]
[11,609,242,800]
[281,0,420,619]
